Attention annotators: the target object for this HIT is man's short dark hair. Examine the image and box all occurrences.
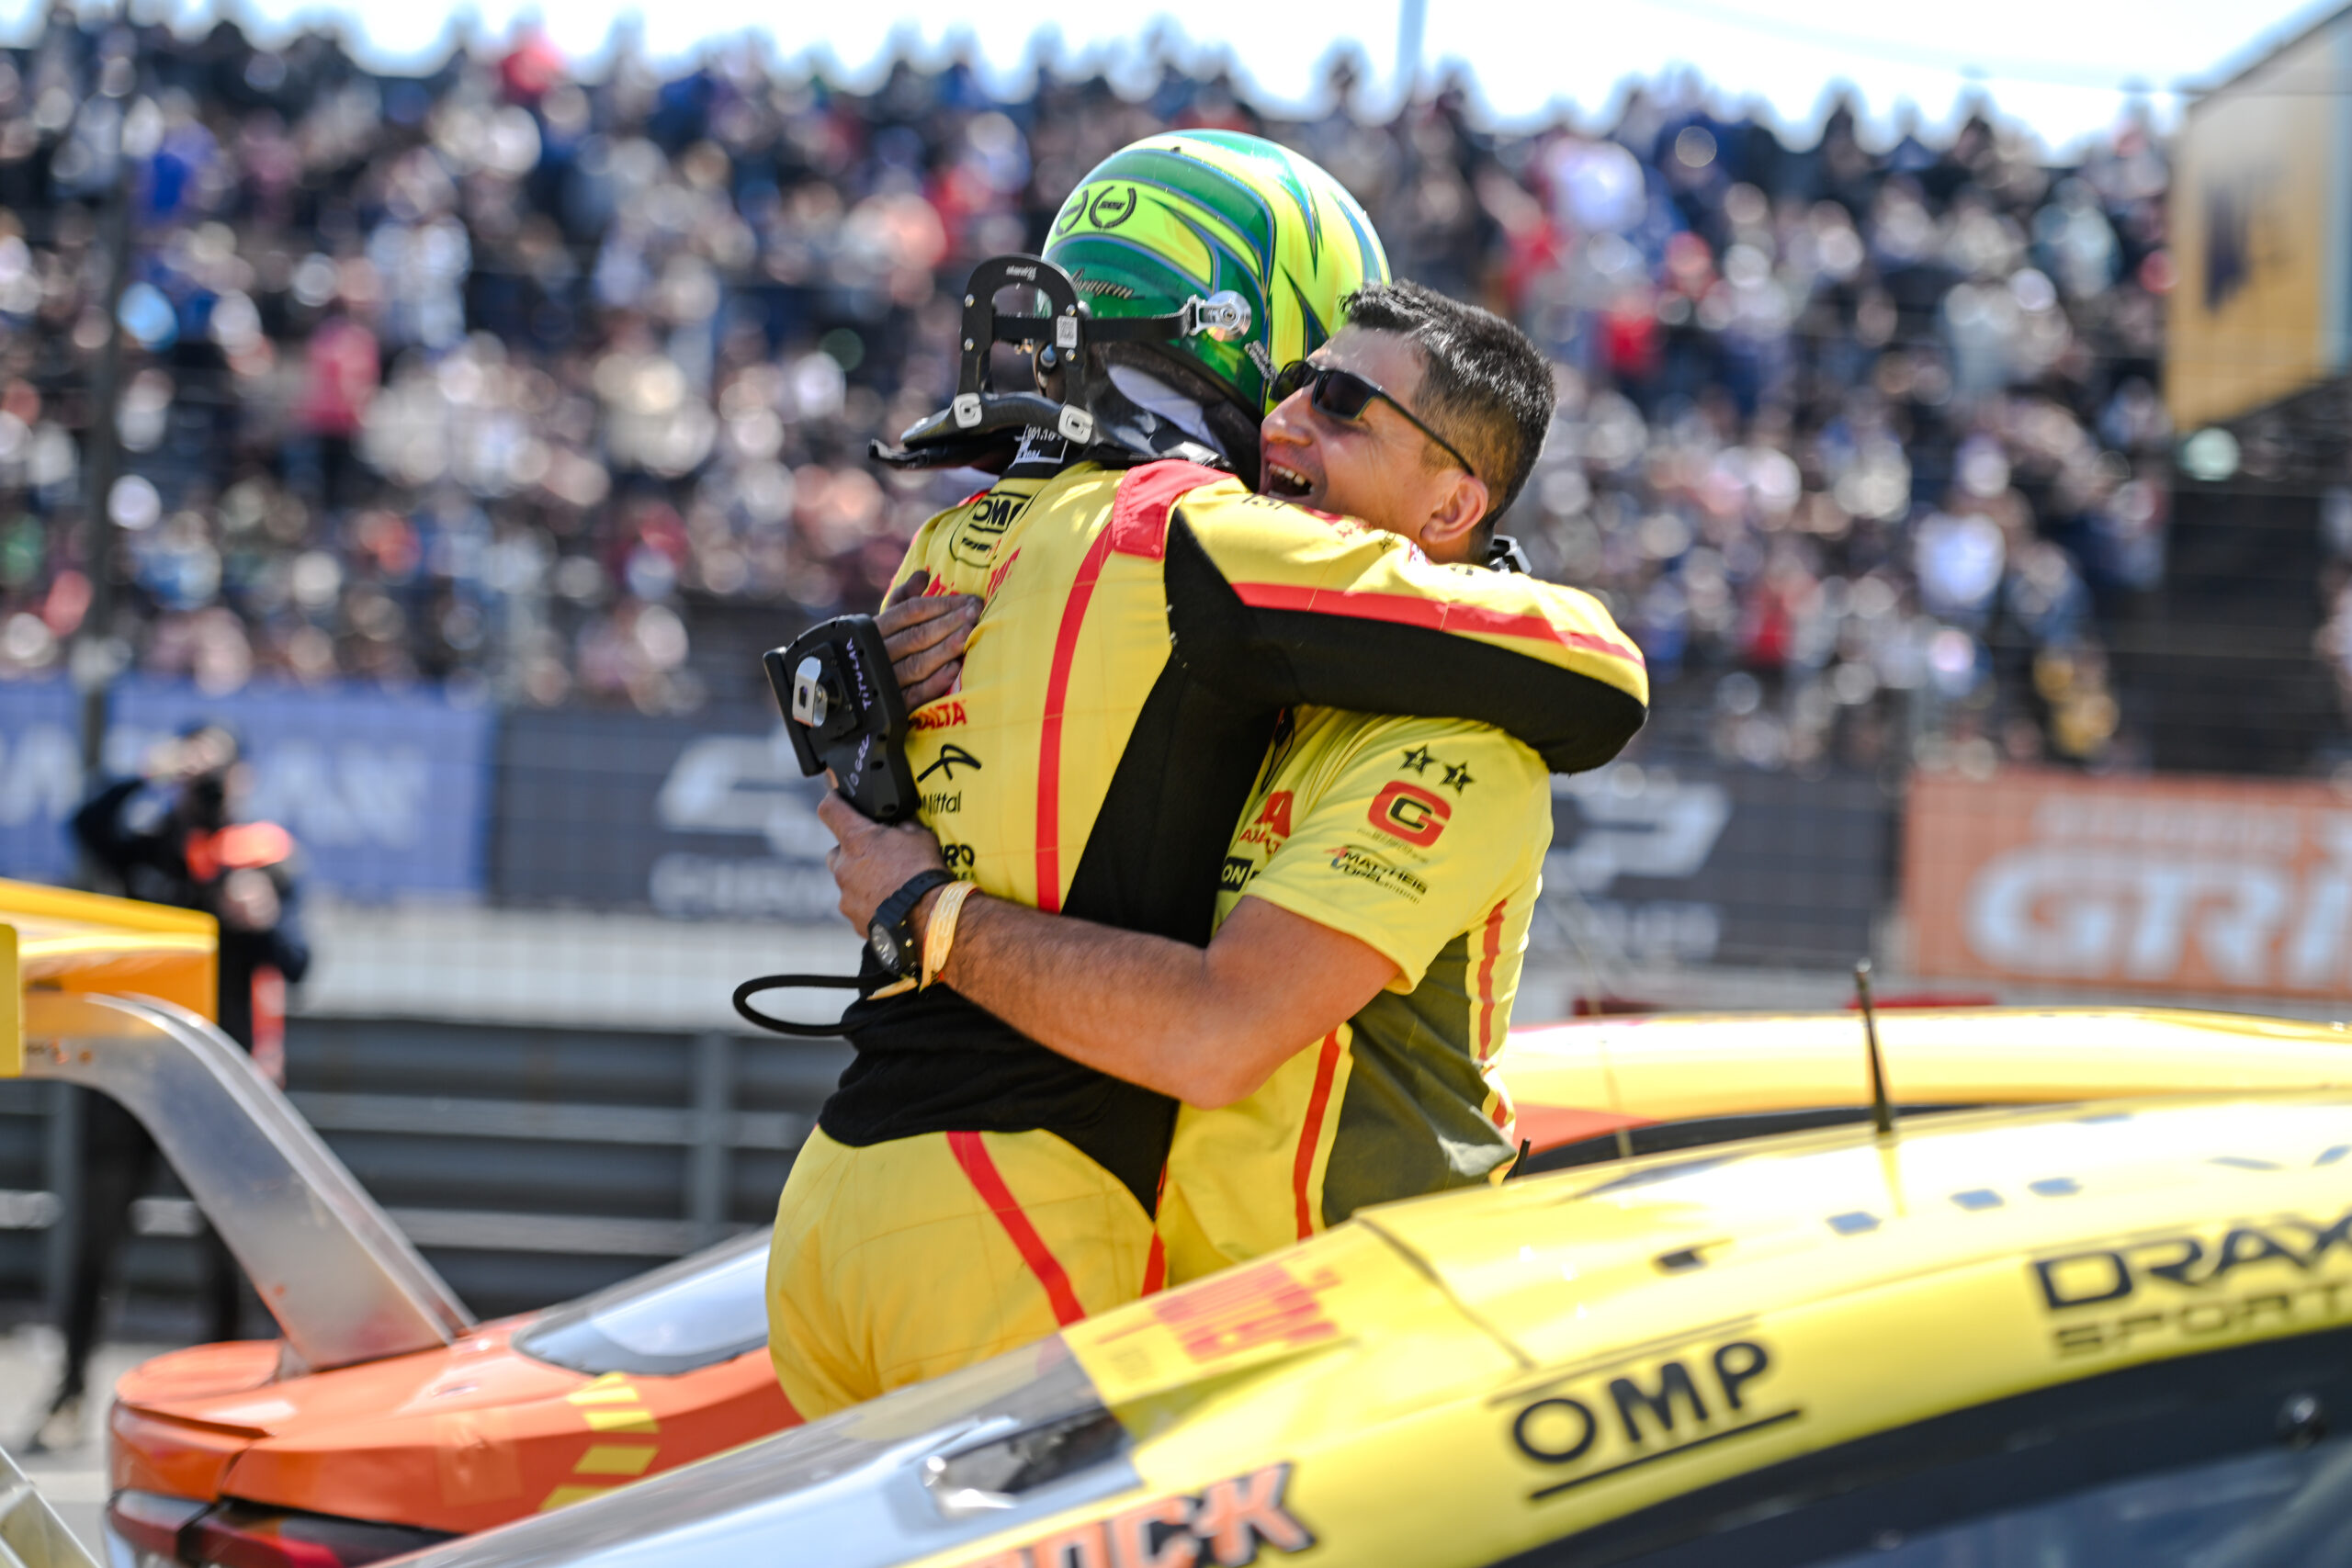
[1340,280,1555,549]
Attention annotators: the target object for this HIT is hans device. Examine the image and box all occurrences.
[870,252,1247,475]
[765,615,919,824]
[737,615,930,1036]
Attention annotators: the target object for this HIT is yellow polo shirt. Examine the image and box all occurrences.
[1157,705,1552,1285]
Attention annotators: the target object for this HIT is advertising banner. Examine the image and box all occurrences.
[1906,768,2352,998]
[495,706,838,920]
[2167,9,2352,429]
[1547,761,1892,970]
[0,679,75,883]
[494,711,1905,957]
[0,677,492,898]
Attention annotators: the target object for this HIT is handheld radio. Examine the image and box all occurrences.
[736,614,919,1037]
[764,615,919,824]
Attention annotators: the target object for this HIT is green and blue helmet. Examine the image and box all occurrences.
[1045,130,1392,420]
[871,131,1389,477]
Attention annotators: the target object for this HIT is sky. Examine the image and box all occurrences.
[16,0,2346,150]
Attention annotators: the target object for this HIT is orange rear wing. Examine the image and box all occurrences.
[2,923,17,1080]
[0,876,218,1055]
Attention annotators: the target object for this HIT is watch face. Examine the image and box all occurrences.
[868,924,901,970]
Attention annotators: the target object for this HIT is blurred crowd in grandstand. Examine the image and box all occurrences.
[0,10,2175,775]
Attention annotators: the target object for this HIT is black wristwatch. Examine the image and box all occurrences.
[868,869,957,979]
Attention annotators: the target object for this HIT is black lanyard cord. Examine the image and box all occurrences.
[731,974,865,1038]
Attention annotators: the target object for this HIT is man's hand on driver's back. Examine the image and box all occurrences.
[877,571,979,709]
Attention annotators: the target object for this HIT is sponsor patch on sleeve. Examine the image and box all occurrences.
[1322,844,1430,902]
[1367,780,1450,847]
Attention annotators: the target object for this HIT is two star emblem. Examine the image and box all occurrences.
[1400,746,1475,794]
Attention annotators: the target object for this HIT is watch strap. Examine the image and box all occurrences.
[869,868,957,978]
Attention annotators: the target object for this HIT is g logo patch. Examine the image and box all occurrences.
[1368,781,1451,847]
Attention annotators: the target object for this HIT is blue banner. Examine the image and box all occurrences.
[0,678,493,899]
[0,680,79,886]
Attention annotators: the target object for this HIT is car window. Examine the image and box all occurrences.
[1804,1442,2352,1565]
[514,1229,770,1376]
[1496,1325,2352,1568]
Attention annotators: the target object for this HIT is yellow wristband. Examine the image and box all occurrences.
[922,880,977,990]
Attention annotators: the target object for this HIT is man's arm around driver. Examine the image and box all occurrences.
[823,702,1551,1285]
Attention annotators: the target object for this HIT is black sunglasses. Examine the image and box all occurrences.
[1270,360,1480,483]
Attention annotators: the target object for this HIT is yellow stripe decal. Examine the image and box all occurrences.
[573,1443,659,1477]
[564,1376,640,1405]
[580,1408,661,1433]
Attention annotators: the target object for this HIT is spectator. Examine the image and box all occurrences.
[36,719,309,1450]
[292,297,377,506]
[0,14,2170,771]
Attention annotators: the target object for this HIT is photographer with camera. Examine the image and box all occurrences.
[31,722,309,1450]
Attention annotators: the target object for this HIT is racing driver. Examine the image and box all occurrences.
[826,279,1568,1289]
[767,131,1646,1418]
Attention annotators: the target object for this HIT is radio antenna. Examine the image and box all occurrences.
[1854,959,1895,1137]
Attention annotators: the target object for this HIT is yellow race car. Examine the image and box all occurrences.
[16,876,2352,1564]
[370,1086,2352,1568]
[94,1006,2352,1564]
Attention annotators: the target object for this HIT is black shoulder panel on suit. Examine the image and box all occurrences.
[1162,518,1648,775]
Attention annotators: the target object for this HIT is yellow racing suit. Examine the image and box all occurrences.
[768,452,1645,1416]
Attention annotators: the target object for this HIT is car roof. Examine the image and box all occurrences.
[1358,1089,2352,1361]
[1504,1007,2352,1126]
